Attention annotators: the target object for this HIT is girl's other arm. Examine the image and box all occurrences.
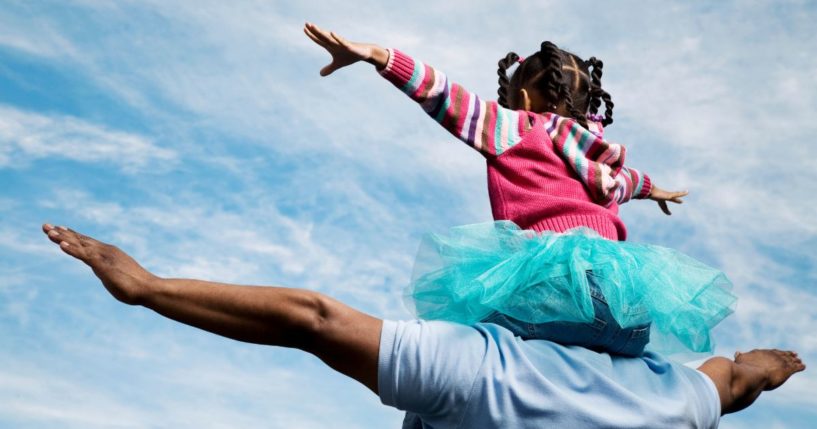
[304,23,529,157]
[612,166,652,205]
[614,167,688,215]
[546,115,686,214]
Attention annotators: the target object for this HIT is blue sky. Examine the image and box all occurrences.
[1,0,815,427]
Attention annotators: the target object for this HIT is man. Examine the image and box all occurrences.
[42,224,804,428]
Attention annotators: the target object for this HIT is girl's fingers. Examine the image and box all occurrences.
[304,23,336,47]
[304,27,329,48]
[321,60,345,76]
[320,64,336,76]
[311,24,340,46]
[330,31,350,49]
[305,25,335,49]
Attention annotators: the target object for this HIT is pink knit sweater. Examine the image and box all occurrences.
[381,49,652,241]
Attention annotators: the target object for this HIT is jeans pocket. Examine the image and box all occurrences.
[614,324,651,357]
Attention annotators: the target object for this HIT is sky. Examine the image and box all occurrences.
[0,0,815,427]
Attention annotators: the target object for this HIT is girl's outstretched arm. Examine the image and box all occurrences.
[612,166,687,214]
[304,23,531,158]
[546,114,685,212]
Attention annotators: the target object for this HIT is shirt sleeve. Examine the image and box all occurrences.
[380,49,534,158]
[378,320,487,426]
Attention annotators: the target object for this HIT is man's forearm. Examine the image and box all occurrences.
[141,277,383,393]
[142,278,327,348]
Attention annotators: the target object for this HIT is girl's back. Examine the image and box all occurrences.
[379,48,652,240]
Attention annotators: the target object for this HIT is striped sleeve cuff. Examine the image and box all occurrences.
[636,173,653,199]
[379,48,415,87]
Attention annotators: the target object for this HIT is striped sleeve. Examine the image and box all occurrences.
[612,166,653,204]
[379,49,532,157]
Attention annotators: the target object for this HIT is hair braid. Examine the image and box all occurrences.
[560,83,587,127]
[496,52,519,108]
[537,42,589,125]
[585,56,614,125]
[537,41,563,104]
[599,88,615,126]
[586,57,603,115]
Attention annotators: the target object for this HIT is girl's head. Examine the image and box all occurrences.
[497,41,614,126]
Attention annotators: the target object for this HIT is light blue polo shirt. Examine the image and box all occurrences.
[378,320,720,429]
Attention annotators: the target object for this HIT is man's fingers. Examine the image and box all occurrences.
[42,224,88,260]
[46,228,63,244]
[59,240,84,260]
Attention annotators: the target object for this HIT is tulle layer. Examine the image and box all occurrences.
[407,221,737,355]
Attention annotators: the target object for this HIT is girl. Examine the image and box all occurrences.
[304,23,736,357]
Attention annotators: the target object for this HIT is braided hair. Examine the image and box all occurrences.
[586,57,614,126]
[496,42,615,126]
[497,52,520,108]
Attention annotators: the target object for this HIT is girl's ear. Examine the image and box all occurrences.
[519,88,532,111]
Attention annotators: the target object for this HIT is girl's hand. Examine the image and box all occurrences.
[303,22,389,76]
[648,186,688,216]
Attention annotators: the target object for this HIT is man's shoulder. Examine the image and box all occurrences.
[382,320,720,429]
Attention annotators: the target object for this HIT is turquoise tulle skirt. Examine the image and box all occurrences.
[407,221,737,355]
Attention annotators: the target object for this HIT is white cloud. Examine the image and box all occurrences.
[33,187,412,317]
[0,11,79,59]
[0,225,55,256]
[0,104,176,172]
[0,332,394,429]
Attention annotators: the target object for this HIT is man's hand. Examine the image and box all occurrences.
[649,186,688,215]
[303,22,389,76]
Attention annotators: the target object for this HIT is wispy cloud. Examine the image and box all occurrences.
[35,186,411,318]
[0,104,176,172]
[0,7,78,60]
[0,331,394,429]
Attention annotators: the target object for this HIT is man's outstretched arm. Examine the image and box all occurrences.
[42,224,383,393]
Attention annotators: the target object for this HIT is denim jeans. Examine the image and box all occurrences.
[481,272,651,357]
